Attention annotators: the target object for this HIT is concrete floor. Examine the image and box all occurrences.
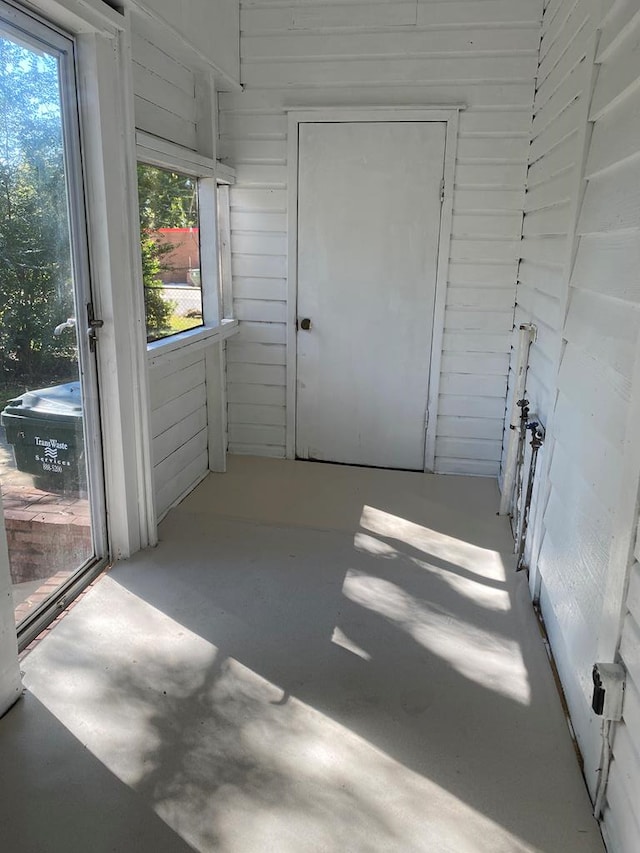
[0,457,604,852]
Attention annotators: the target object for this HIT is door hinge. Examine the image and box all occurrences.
[440,178,445,204]
[425,410,430,432]
[87,302,104,353]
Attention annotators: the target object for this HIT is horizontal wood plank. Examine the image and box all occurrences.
[234,321,287,344]
[155,450,208,518]
[226,342,287,365]
[435,436,503,462]
[153,407,207,466]
[579,159,640,235]
[226,362,286,386]
[438,394,507,419]
[437,415,505,441]
[149,360,206,411]
[151,385,207,439]
[228,442,285,458]
[242,28,540,61]
[227,382,286,406]
[228,423,286,445]
[572,233,640,304]
[228,403,286,426]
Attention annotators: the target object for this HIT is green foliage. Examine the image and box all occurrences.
[137,164,198,341]
[140,229,175,341]
[0,36,201,371]
[0,38,77,387]
[137,164,198,231]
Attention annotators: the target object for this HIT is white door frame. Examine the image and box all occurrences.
[13,0,157,557]
[76,15,157,558]
[285,106,461,471]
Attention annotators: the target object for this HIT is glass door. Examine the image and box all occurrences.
[0,3,107,647]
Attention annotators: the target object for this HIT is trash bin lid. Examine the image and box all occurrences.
[2,381,82,420]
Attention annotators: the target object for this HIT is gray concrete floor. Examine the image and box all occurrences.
[0,457,604,852]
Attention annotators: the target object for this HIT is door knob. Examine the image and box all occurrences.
[300,318,312,331]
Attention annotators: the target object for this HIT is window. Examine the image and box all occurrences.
[137,163,203,343]
[135,132,236,353]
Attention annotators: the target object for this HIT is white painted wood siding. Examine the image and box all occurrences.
[505,0,602,776]
[509,0,598,444]
[512,0,640,820]
[501,0,598,572]
[604,555,640,852]
[131,24,199,150]
[221,0,543,470]
[149,349,209,519]
[588,4,640,846]
[129,28,207,514]
[134,0,240,85]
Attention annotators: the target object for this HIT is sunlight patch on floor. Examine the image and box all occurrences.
[359,505,508,580]
[331,625,372,661]
[217,659,537,853]
[23,581,538,853]
[354,530,511,613]
[343,567,531,706]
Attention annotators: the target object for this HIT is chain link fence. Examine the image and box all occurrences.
[145,282,203,341]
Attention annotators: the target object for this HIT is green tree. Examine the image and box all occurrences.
[137,163,198,340]
[139,221,174,339]
[0,38,76,389]
[137,164,198,230]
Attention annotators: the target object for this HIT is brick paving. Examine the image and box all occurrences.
[1,408,95,628]
[2,481,92,625]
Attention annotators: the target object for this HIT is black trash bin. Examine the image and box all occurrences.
[1,381,86,494]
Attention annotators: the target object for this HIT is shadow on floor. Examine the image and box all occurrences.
[0,692,198,853]
[14,462,604,853]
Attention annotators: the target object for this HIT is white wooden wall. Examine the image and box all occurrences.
[130,9,229,519]
[586,4,640,846]
[510,0,598,425]
[220,0,543,472]
[507,0,640,841]
[131,25,199,150]
[130,23,208,515]
[503,0,601,548]
[509,0,610,782]
[134,0,240,86]
[148,350,209,519]
[605,556,640,851]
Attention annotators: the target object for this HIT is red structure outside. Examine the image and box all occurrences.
[152,227,201,284]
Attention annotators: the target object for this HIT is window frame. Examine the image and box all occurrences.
[136,131,237,363]
[0,0,112,650]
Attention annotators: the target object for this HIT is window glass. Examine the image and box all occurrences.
[0,17,101,629]
[137,164,203,342]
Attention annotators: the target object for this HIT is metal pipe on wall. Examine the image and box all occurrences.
[512,398,530,541]
[499,323,537,516]
[516,419,545,571]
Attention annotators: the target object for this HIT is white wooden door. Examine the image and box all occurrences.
[296,121,446,470]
